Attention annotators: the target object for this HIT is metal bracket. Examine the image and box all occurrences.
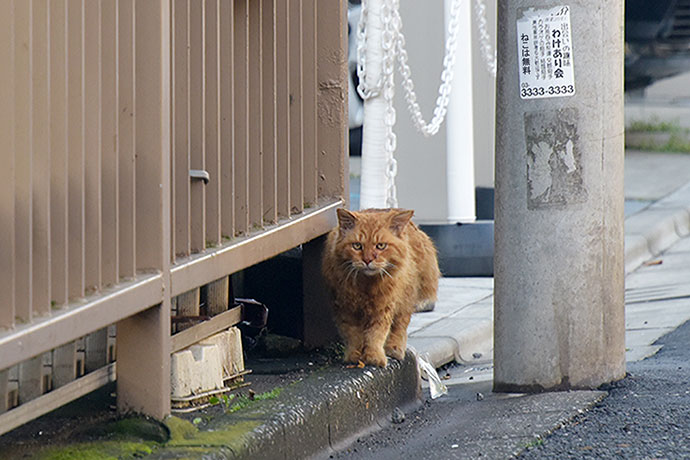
[189,169,210,184]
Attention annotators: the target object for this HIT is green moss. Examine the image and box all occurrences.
[227,388,283,414]
[522,437,544,449]
[661,133,690,153]
[34,441,155,460]
[626,118,690,153]
[165,416,261,448]
[107,417,169,443]
[627,134,690,153]
[627,118,682,133]
[165,416,199,441]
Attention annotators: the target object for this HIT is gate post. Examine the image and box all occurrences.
[493,0,625,391]
[117,0,172,418]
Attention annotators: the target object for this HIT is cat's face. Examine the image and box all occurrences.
[335,208,413,277]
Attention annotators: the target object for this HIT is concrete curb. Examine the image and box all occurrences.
[625,182,690,273]
[148,352,421,459]
[409,317,493,369]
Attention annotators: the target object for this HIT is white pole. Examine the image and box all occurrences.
[445,0,476,222]
[360,0,389,209]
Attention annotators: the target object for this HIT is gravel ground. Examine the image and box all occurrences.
[517,319,690,460]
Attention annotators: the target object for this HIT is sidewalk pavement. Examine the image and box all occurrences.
[408,150,690,374]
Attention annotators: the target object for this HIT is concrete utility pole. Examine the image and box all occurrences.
[494,1,625,391]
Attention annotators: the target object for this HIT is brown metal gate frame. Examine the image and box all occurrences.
[0,0,347,435]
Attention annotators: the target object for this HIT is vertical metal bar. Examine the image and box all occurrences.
[316,0,347,201]
[219,0,234,240]
[248,0,263,229]
[15,0,33,322]
[261,0,277,224]
[275,0,290,218]
[189,0,205,252]
[233,0,249,235]
[302,0,317,207]
[101,0,119,286]
[205,0,221,246]
[67,0,85,299]
[32,0,52,317]
[84,0,102,293]
[118,0,171,419]
[0,0,16,329]
[173,0,190,258]
[133,3,166,271]
[50,0,69,307]
[288,0,304,215]
[118,0,135,279]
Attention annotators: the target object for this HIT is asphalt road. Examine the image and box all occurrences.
[518,319,690,460]
[332,319,690,460]
[331,368,605,459]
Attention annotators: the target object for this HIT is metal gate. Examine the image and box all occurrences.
[0,0,346,436]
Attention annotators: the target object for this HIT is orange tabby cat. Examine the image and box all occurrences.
[322,208,440,367]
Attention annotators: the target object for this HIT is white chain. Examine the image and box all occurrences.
[356,1,380,99]
[474,0,497,77]
[394,0,463,137]
[381,0,398,207]
[357,0,496,207]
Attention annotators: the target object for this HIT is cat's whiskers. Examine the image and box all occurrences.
[340,260,353,269]
[380,267,393,279]
[344,264,357,284]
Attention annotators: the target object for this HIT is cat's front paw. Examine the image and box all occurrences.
[343,348,362,364]
[361,350,388,367]
[385,346,405,361]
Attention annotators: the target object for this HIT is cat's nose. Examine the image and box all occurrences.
[363,254,376,265]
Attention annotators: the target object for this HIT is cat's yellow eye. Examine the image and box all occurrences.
[375,242,387,250]
[352,242,363,251]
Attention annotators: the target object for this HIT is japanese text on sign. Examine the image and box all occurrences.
[516,6,575,99]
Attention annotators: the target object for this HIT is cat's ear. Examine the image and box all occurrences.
[337,208,358,232]
[389,209,414,236]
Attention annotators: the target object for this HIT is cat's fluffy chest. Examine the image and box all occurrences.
[322,208,440,367]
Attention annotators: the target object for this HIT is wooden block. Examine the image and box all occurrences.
[108,325,117,363]
[85,328,109,373]
[174,288,200,332]
[206,276,229,316]
[7,366,19,410]
[75,337,86,378]
[41,352,53,393]
[52,342,78,389]
[19,356,43,403]
[0,369,7,413]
